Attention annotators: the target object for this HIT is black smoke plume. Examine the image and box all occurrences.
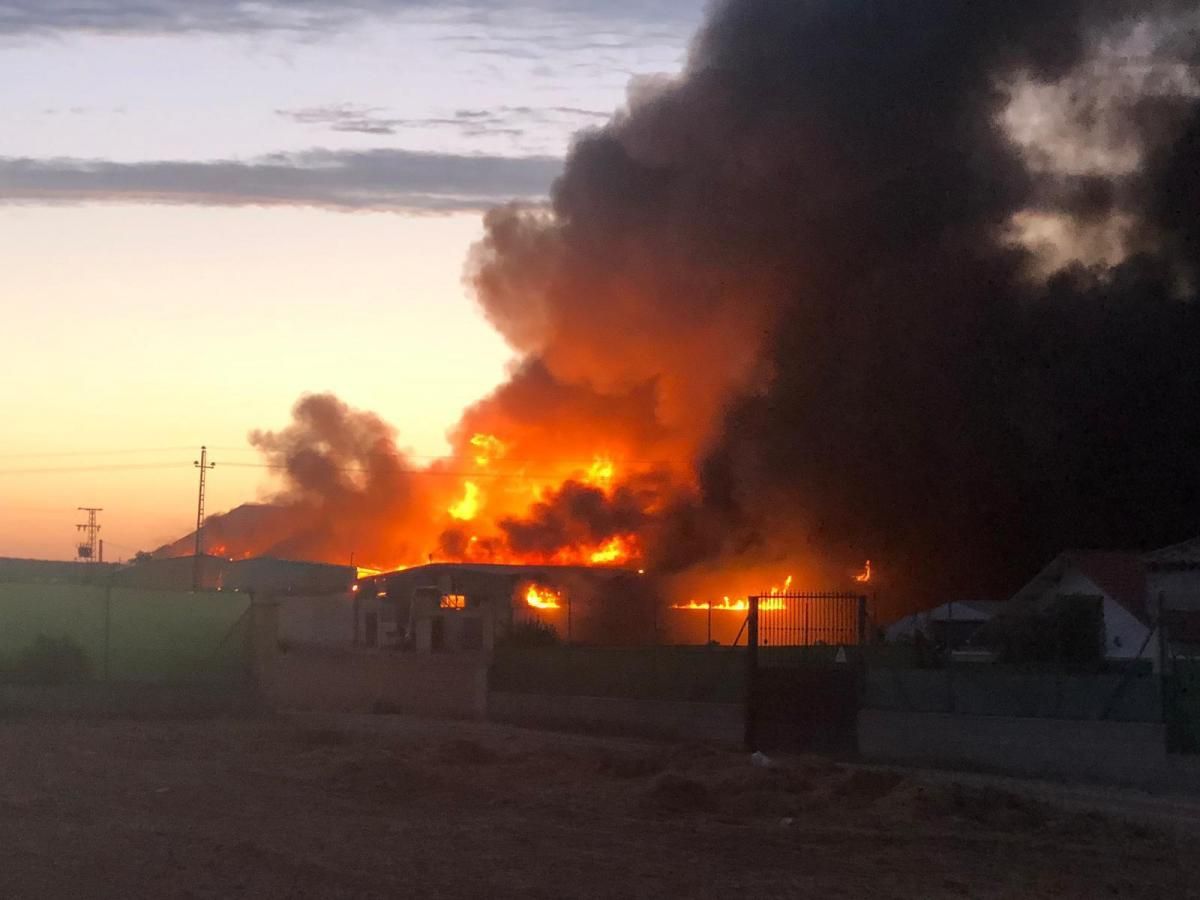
[471,0,1200,613]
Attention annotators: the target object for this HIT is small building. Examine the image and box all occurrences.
[886,600,1004,649]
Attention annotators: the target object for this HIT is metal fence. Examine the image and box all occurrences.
[0,581,253,686]
[750,592,869,648]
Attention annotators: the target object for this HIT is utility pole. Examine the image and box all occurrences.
[193,446,216,590]
[76,507,102,562]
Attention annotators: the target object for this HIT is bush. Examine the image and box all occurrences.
[14,635,92,685]
[500,620,560,648]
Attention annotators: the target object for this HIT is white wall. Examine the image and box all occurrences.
[1038,570,1154,664]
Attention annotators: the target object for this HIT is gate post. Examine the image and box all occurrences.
[744,595,759,749]
[857,595,868,646]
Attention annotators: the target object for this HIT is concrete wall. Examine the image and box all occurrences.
[859,709,1169,784]
[490,646,746,704]
[261,644,488,718]
[277,594,356,647]
[865,667,1162,721]
[489,691,742,745]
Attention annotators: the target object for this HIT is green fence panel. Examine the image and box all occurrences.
[0,583,252,685]
[106,588,251,684]
[0,583,108,672]
[1167,660,1200,753]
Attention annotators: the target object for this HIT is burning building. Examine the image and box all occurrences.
[154,0,1200,624]
[354,563,657,650]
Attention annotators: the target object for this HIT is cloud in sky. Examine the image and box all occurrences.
[276,103,611,154]
[0,147,561,212]
[0,0,699,37]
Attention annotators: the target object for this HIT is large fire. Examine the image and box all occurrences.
[429,434,647,570]
[523,582,562,610]
[672,575,794,612]
[448,481,481,521]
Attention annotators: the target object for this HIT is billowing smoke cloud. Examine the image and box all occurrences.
[467,0,1200,612]
[160,394,448,568]
[168,0,1200,616]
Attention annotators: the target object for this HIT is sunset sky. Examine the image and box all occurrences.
[1,1,707,561]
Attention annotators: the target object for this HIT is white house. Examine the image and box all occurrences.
[1008,551,1155,665]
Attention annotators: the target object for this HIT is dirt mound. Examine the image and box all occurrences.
[909,782,1051,831]
[832,769,907,806]
[438,739,503,765]
[638,772,716,814]
[593,749,666,779]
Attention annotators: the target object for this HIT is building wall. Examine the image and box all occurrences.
[277,593,356,647]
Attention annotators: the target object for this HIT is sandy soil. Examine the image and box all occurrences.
[0,713,1195,899]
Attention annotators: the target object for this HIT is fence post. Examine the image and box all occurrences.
[744,595,759,749]
[1158,591,1168,725]
[103,583,112,683]
[857,595,868,647]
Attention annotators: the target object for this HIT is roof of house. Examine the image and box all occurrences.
[1011,551,1150,626]
[1064,551,1150,624]
[1142,537,1200,570]
[924,600,1006,622]
[885,600,1004,638]
[369,562,638,581]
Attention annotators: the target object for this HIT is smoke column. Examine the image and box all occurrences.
[168,0,1199,615]
[469,0,1200,611]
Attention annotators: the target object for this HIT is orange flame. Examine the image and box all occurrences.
[672,575,793,611]
[448,481,481,521]
[588,534,634,565]
[584,455,615,490]
[524,583,562,609]
[670,596,789,612]
[854,560,872,583]
[469,433,507,468]
[769,575,794,595]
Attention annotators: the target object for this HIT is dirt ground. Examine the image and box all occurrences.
[0,714,1196,899]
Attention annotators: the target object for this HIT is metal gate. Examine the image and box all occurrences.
[744,592,868,752]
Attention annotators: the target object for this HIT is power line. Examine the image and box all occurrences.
[0,446,197,460]
[0,463,193,476]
